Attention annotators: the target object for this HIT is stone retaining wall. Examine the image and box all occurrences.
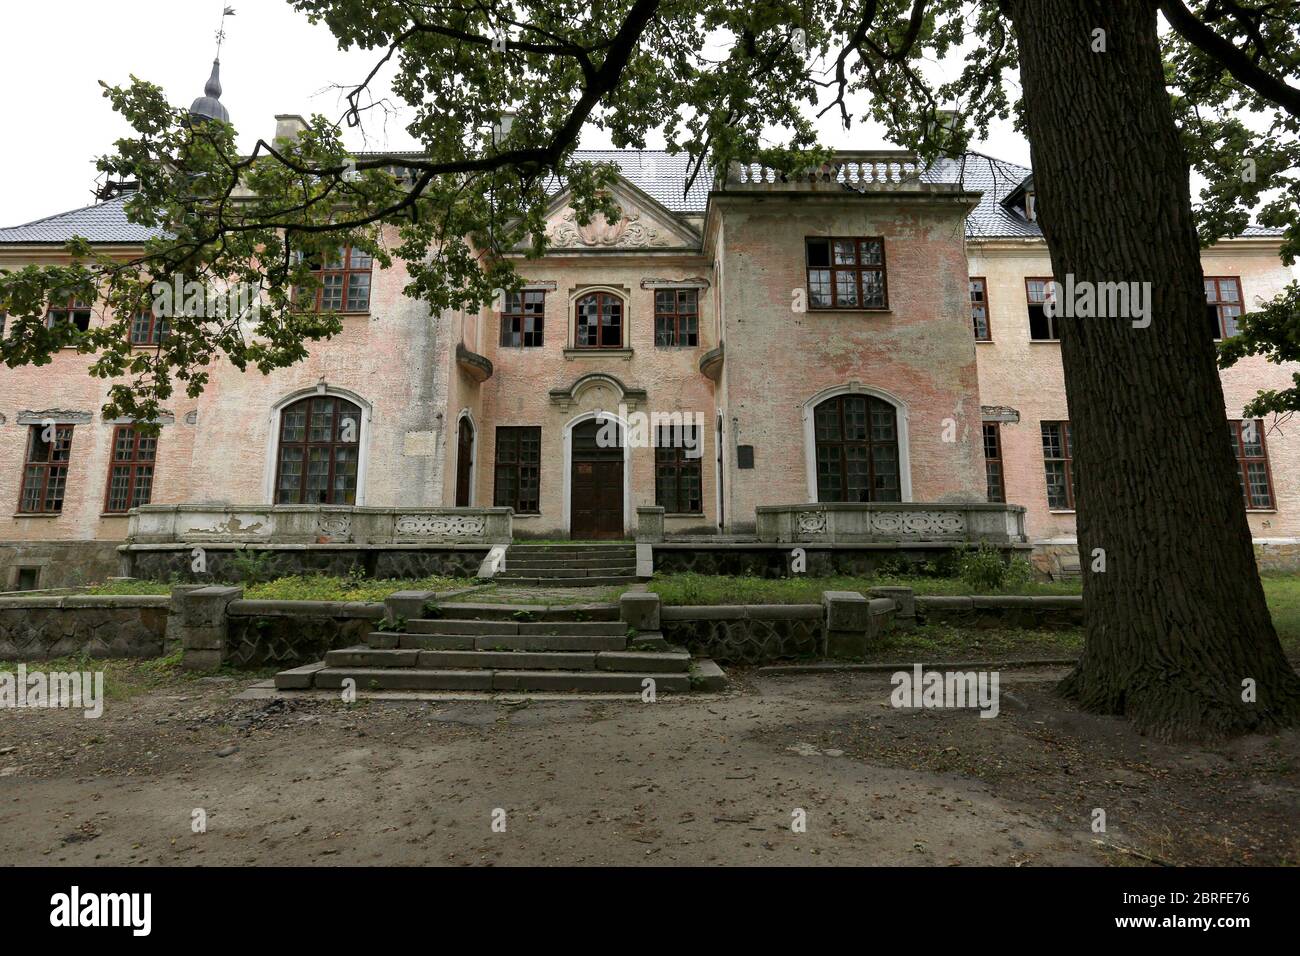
[660,604,824,663]
[650,543,1032,578]
[0,594,168,660]
[225,599,384,669]
[122,544,489,583]
[915,595,1083,628]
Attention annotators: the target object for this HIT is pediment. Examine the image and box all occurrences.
[542,180,700,252]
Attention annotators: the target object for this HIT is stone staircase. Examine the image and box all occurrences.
[492,542,640,587]
[274,601,724,694]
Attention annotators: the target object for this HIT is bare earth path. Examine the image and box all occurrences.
[1,667,1295,866]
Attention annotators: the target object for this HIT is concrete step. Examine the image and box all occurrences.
[504,556,636,569]
[508,543,634,553]
[430,602,619,621]
[329,647,689,672]
[497,567,636,579]
[406,619,627,636]
[493,575,639,588]
[310,667,691,693]
[387,632,629,652]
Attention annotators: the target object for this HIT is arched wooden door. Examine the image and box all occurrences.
[570,418,624,539]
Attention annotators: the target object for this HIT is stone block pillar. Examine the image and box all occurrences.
[620,590,666,650]
[823,591,895,658]
[636,506,665,543]
[176,585,243,671]
[869,586,916,629]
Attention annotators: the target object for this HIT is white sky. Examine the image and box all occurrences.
[0,0,1035,228]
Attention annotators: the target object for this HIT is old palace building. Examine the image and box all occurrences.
[1,105,1296,588]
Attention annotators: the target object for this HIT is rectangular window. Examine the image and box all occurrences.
[493,426,540,514]
[655,424,703,514]
[970,277,991,341]
[1206,276,1243,340]
[104,425,158,513]
[130,311,169,346]
[654,289,699,347]
[20,424,74,514]
[295,246,373,313]
[805,237,888,310]
[1026,278,1059,341]
[46,299,92,333]
[499,290,545,347]
[1041,420,1075,510]
[1229,419,1273,509]
[982,422,1005,503]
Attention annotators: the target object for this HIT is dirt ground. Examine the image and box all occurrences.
[1,666,1296,866]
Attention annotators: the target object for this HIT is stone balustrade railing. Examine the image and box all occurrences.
[754,502,1027,544]
[125,504,513,546]
[723,151,926,191]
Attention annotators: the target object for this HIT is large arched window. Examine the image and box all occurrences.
[813,395,901,502]
[274,395,362,504]
[575,292,624,348]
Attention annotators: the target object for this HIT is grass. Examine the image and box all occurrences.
[0,649,186,701]
[645,572,1080,606]
[870,624,1084,661]
[466,584,629,606]
[89,574,470,603]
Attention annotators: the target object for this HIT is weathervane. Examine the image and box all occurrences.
[215,5,236,59]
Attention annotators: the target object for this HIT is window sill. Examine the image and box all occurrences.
[654,345,701,350]
[99,512,132,518]
[12,513,61,518]
[510,512,543,518]
[1048,509,1076,514]
[563,347,633,360]
[1030,339,1061,344]
[804,309,892,316]
[1246,508,1278,514]
[663,512,705,518]
[975,339,994,344]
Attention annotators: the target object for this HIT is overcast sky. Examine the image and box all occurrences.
[0,0,1045,228]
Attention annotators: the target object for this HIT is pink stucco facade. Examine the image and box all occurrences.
[2,148,1298,585]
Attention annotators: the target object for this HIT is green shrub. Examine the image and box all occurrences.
[229,551,275,585]
[958,545,1032,592]
[375,615,406,632]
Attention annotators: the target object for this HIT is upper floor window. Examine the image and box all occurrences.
[20,424,74,514]
[1206,276,1243,340]
[130,311,169,346]
[46,298,92,333]
[296,246,373,313]
[1026,277,1059,341]
[1229,419,1273,510]
[274,396,362,504]
[970,277,991,341]
[104,426,157,513]
[1024,191,1037,222]
[500,290,545,348]
[982,422,1005,503]
[813,395,900,502]
[654,289,699,347]
[1041,420,1075,510]
[806,237,888,310]
[575,292,624,348]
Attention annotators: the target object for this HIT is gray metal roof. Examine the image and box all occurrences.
[0,194,168,245]
[2,150,1280,244]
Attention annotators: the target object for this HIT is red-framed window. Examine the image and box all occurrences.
[982,422,1005,503]
[130,311,169,346]
[1041,420,1075,510]
[45,298,92,333]
[806,237,888,310]
[295,246,373,313]
[575,292,624,348]
[1026,277,1059,341]
[104,426,157,513]
[1206,276,1244,340]
[500,290,545,347]
[1229,419,1274,510]
[274,396,362,504]
[19,424,74,514]
[654,424,703,514]
[813,395,901,502]
[493,427,541,513]
[970,277,991,341]
[654,289,699,347]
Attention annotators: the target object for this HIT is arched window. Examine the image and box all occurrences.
[813,395,900,502]
[274,395,362,504]
[575,292,624,348]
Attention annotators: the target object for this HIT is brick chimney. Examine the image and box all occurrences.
[274,114,309,143]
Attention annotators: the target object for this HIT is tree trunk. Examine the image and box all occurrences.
[1005,0,1300,739]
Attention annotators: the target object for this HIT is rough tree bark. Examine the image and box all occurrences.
[1004,0,1300,739]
